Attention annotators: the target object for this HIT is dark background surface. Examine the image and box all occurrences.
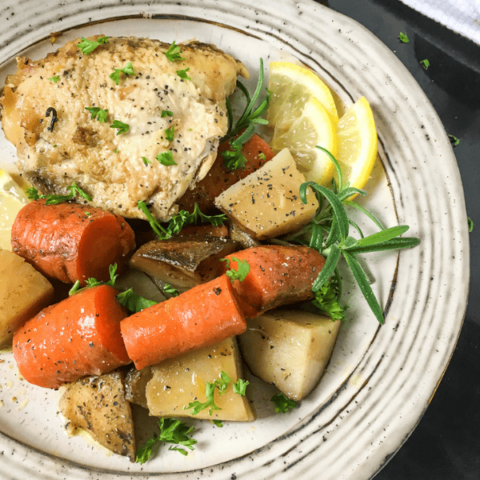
[315,0,479,479]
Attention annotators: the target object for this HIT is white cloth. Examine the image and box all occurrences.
[400,0,480,44]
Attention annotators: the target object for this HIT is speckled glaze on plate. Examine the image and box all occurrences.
[0,1,469,479]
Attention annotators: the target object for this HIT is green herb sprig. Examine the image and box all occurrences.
[164,41,184,62]
[271,393,296,413]
[85,107,108,123]
[117,288,157,313]
[69,264,118,296]
[138,201,227,240]
[184,371,231,416]
[27,182,92,206]
[291,147,420,324]
[176,68,191,80]
[135,418,196,464]
[399,32,409,44]
[233,378,249,396]
[221,257,250,283]
[222,59,270,171]
[110,62,135,85]
[48,76,60,83]
[156,151,177,166]
[110,120,129,135]
[163,284,179,296]
[77,36,109,55]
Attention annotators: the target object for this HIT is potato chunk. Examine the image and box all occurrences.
[238,309,340,401]
[59,371,136,462]
[0,250,54,347]
[215,148,318,240]
[125,366,153,409]
[146,337,255,421]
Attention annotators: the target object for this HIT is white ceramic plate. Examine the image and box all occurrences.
[0,1,469,479]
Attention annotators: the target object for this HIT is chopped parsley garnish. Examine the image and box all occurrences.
[176,67,191,81]
[398,32,409,43]
[222,143,248,171]
[161,110,173,118]
[109,62,135,85]
[142,157,151,166]
[212,420,223,428]
[468,217,474,232]
[449,134,460,147]
[69,264,118,296]
[221,257,250,283]
[156,151,177,166]
[85,107,108,123]
[27,182,92,206]
[84,212,92,217]
[420,59,430,70]
[117,288,157,313]
[271,393,296,413]
[164,41,184,62]
[135,418,196,464]
[258,152,267,161]
[48,76,60,83]
[312,276,346,321]
[138,201,226,240]
[232,378,249,396]
[184,371,231,416]
[165,125,175,142]
[77,36,109,55]
[163,284,179,296]
[110,120,129,135]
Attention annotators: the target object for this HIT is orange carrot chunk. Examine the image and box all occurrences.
[13,285,130,389]
[11,200,136,285]
[221,245,326,318]
[178,133,275,213]
[120,275,246,370]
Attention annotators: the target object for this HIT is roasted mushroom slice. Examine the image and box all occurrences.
[129,235,240,292]
[59,371,136,462]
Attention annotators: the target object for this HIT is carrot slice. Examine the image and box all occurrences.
[120,275,246,370]
[11,200,135,285]
[222,245,326,318]
[178,133,275,213]
[13,285,130,389]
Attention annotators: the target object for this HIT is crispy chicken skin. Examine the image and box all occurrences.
[0,36,249,221]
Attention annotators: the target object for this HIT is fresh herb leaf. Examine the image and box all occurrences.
[77,36,109,55]
[135,418,196,464]
[232,378,249,396]
[110,120,129,135]
[399,32,409,43]
[420,59,430,70]
[212,420,223,428]
[117,288,157,313]
[271,393,296,413]
[165,125,175,141]
[68,264,118,296]
[156,151,177,166]
[313,276,346,321]
[163,284,179,296]
[109,62,135,85]
[221,257,250,283]
[258,152,267,161]
[449,134,460,147]
[164,41,184,62]
[222,143,248,171]
[142,157,151,166]
[84,211,92,217]
[138,201,226,241]
[176,68,191,80]
[468,217,474,232]
[85,107,108,123]
[48,76,60,83]
[184,371,231,416]
[161,110,173,118]
[26,182,92,206]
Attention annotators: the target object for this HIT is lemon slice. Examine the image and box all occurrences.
[270,97,338,184]
[268,62,339,126]
[0,170,30,250]
[336,96,377,192]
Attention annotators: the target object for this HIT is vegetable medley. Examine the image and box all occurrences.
[0,35,419,464]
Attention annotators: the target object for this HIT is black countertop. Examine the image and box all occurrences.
[317,0,479,478]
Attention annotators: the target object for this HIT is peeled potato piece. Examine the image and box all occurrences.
[215,148,319,240]
[238,309,341,401]
[59,371,136,462]
[145,337,255,422]
[0,250,54,347]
